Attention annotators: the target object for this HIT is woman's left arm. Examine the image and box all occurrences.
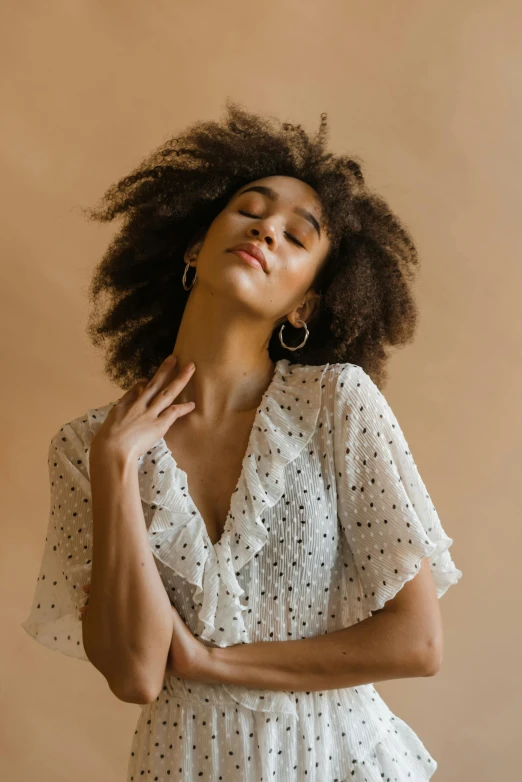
[185,557,442,693]
[82,557,441,697]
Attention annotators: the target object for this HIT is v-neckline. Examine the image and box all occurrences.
[87,359,330,646]
[157,359,283,552]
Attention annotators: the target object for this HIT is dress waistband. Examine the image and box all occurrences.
[164,674,300,720]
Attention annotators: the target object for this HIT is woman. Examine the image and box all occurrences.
[22,101,462,781]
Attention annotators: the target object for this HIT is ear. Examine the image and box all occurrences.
[288,290,322,328]
[184,228,207,265]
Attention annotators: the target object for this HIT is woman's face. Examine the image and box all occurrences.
[186,175,331,327]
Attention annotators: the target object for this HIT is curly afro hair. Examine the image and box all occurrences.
[82,99,420,391]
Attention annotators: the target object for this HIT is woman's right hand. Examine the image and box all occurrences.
[89,351,196,461]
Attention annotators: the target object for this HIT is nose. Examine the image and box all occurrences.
[248,226,274,247]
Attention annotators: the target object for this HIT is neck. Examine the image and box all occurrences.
[171,289,277,420]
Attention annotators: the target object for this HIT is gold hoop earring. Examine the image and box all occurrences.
[182,261,197,290]
[278,319,309,351]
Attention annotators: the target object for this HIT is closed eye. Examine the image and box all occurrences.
[238,210,305,248]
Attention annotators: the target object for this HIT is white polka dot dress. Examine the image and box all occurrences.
[21,359,463,781]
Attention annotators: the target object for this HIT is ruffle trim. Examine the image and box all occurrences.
[85,359,330,651]
[350,713,439,781]
[333,362,463,617]
[143,358,330,648]
[364,534,463,616]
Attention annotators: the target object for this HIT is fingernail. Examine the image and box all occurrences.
[187,361,195,371]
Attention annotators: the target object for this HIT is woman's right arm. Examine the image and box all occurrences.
[82,354,195,703]
[81,353,197,704]
[82,438,174,704]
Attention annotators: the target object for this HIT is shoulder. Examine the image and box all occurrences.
[286,361,381,418]
[321,361,380,406]
[48,399,117,467]
[287,360,367,387]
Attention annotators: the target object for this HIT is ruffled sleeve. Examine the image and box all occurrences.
[21,422,93,661]
[333,363,463,616]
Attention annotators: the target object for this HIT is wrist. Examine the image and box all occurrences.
[197,645,226,684]
[89,436,137,473]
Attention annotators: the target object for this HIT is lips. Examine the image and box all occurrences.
[228,243,267,272]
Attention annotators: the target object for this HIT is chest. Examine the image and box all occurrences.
[163,413,256,546]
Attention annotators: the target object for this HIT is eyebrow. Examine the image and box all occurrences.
[235,185,322,239]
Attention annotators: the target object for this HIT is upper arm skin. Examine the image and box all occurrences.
[371,557,444,675]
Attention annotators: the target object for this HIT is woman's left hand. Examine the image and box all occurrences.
[80,583,214,681]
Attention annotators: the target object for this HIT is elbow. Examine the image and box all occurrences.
[109,678,160,705]
[134,681,163,704]
[117,690,158,705]
[417,634,444,677]
[83,623,165,704]
[108,661,167,705]
[87,651,162,704]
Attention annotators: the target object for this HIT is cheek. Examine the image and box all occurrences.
[212,210,238,234]
[267,265,312,312]
[274,258,316,293]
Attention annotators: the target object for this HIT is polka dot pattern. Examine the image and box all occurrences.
[21,359,462,780]
[21,423,93,661]
[333,364,462,615]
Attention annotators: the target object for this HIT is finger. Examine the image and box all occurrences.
[134,354,179,407]
[158,399,197,424]
[116,378,149,407]
[148,360,196,416]
[146,353,179,389]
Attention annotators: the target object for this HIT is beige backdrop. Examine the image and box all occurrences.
[3,1,520,780]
